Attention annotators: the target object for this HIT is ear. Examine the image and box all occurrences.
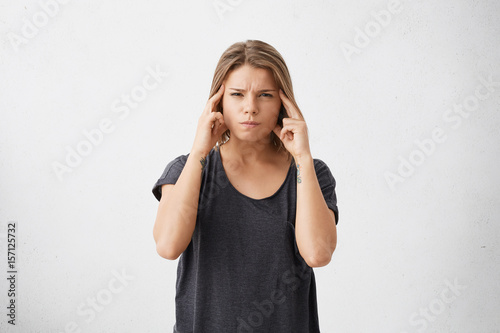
[276,104,285,127]
[272,124,282,138]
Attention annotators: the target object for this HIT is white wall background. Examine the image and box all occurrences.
[1,0,499,332]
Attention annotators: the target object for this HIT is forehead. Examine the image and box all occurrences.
[224,64,277,88]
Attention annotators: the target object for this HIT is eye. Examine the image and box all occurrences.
[230,92,242,96]
[260,93,273,97]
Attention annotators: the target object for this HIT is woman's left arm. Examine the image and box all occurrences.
[273,89,337,268]
[294,154,337,267]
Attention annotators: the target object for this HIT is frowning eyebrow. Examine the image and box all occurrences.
[229,88,276,92]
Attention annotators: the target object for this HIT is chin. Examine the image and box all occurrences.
[233,132,273,144]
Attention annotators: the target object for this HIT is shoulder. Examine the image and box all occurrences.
[161,147,219,178]
[309,157,329,171]
[312,157,327,167]
[152,148,219,201]
[158,153,189,180]
[311,157,336,185]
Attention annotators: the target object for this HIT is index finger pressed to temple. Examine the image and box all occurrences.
[279,89,298,119]
[215,84,225,98]
[206,85,225,114]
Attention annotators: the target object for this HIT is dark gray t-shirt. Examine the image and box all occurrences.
[152,146,339,333]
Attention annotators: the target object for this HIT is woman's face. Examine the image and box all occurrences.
[221,64,282,143]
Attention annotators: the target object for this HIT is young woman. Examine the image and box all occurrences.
[152,40,339,333]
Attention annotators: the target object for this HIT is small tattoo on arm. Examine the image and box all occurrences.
[200,157,207,173]
[296,163,302,183]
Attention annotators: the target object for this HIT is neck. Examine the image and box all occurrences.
[220,136,282,165]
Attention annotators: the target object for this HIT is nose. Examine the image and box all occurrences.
[243,96,258,115]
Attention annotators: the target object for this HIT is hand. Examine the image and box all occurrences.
[272,89,311,159]
[191,84,228,156]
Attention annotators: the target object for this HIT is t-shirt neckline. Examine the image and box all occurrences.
[215,146,295,201]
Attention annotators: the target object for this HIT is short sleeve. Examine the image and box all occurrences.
[313,158,339,225]
[152,153,189,201]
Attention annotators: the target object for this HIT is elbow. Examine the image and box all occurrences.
[305,254,332,268]
[153,223,181,260]
[153,222,190,260]
[304,243,336,268]
[155,242,181,260]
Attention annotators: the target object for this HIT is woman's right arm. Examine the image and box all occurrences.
[153,84,227,260]
[153,149,208,260]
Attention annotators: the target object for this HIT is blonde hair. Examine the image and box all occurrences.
[208,40,305,160]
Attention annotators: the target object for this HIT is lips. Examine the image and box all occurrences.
[240,121,260,125]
